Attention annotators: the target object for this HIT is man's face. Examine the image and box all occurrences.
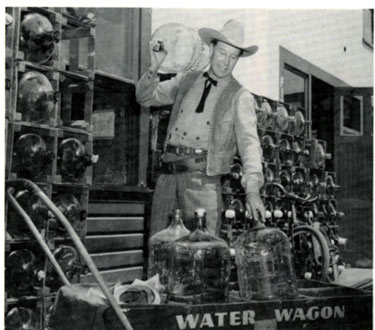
[209,41,241,79]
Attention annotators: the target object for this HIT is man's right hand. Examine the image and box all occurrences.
[149,40,168,72]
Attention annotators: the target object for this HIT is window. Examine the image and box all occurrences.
[363,9,374,48]
[92,74,140,185]
[283,65,308,111]
[340,95,363,136]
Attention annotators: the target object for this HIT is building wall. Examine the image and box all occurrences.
[152,8,373,100]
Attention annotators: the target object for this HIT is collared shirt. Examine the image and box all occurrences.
[168,73,230,148]
[136,69,263,193]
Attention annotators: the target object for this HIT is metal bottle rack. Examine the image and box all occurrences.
[221,93,345,284]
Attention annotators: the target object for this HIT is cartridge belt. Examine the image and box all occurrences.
[166,144,208,156]
[159,157,207,174]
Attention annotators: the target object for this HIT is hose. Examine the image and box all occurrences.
[6,179,134,330]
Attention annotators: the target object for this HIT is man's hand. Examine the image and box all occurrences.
[149,40,168,72]
[245,192,265,223]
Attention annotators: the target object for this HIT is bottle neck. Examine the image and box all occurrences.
[196,216,207,231]
[170,215,184,227]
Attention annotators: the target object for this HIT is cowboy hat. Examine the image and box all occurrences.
[198,19,258,57]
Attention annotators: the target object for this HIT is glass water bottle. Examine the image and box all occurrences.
[168,209,231,304]
[234,223,298,300]
[148,209,190,290]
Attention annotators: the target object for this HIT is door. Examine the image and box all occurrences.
[333,87,373,266]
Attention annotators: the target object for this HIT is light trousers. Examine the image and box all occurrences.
[149,171,223,237]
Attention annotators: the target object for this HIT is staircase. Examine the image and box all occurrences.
[81,195,150,284]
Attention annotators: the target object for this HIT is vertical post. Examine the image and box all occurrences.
[137,8,152,187]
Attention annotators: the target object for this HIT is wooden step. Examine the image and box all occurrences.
[90,250,143,269]
[80,266,143,284]
[88,202,145,215]
[86,217,144,234]
[85,234,144,253]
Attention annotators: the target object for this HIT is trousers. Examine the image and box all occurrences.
[149,171,223,237]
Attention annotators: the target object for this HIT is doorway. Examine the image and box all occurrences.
[311,77,334,171]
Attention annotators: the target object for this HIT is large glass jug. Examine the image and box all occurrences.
[7,188,48,239]
[58,137,98,181]
[5,307,39,330]
[13,133,54,179]
[234,224,298,300]
[20,13,60,64]
[51,193,87,236]
[5,249,37,297]
[148,209,190,291]
[168,209,231,304]
[17,71,56,123]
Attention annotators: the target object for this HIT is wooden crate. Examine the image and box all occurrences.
[55,130,94,185]
[11,7,64,68]
[9,61,93,132]
[58,17,96,78]
[59,74,94,132]
[12,7,95,74]
[50,185,89,240]
[6,122,58,183]
[9,61,60,125]
[5,8,21,121]
[5,6,15,119]
[5,299,48,328]
[51,7,96,78]
[5,181,53,244]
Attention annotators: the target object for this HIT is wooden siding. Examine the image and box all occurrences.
[82,198,148,284]
[334,88,373,266]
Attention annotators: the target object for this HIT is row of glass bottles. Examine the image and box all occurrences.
[148,208,298,304]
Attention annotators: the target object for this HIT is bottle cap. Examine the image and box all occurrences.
[274,209,283,218]
[37,270,46,280]
[225,209,236,219]
[91,154,99,164]
[195,208,206,217]
[265,210,272,219]
[174,209,184,217]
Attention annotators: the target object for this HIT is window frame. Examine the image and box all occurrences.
[283,64,309,112]
[279,46,351,139]
[363,9,374,49]
[340,94,364,136]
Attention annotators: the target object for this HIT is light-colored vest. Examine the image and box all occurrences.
[165,71,244,176]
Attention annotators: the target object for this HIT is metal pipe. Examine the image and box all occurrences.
[6,190,70,286]
[6,179,134,330]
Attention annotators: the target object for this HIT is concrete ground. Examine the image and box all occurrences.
[337,268,373,288]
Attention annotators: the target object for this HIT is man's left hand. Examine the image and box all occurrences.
[245,192,265,223]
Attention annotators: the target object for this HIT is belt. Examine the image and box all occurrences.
[166,144,207,156]
[159,157,207,174]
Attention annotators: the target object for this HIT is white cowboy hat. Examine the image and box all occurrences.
[198,19,258,57]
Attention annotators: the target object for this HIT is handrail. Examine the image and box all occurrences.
[6,179,133,330]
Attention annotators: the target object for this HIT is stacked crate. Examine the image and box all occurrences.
[5,7,95,329]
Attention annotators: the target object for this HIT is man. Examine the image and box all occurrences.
[136,19,265,236]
